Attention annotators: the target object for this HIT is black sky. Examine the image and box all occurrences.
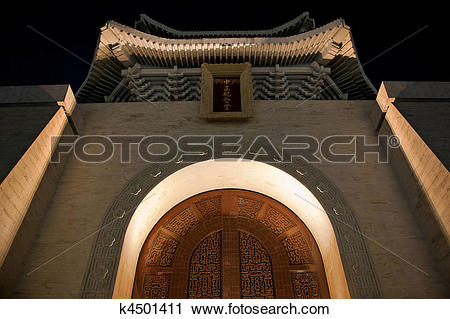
[0,1,447,92]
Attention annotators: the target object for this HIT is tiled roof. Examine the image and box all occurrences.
[77,16,376,102]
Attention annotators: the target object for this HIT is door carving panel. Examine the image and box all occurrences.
[132,189,329,299]
[187,231,222,298]
[239,231,275,298]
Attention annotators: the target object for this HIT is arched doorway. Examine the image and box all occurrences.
[132,189,330,299]
[109,159,354,299]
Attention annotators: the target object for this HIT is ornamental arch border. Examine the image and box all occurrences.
[81,158,382,298]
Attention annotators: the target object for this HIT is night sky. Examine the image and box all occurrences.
[0,1,446,93]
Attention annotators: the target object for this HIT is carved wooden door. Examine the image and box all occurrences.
[132,189,330,298]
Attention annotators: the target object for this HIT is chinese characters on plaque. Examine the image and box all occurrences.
[213,77,241,112]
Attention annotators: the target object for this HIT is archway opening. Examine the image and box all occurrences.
[132,189,330,299]
[112,159,350,298]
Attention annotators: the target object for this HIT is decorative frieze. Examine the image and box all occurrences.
[237,195,264,219]
[142,273,170,298]
[291,272,320,299]
[260,206,295,236]
[164,207,200,237]
[144,233,178,267]
[282,232,314,265]
[194,195,222,219]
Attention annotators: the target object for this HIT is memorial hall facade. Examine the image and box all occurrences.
[0,12,448,298]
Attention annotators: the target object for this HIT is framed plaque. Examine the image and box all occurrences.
[200,63,254,120]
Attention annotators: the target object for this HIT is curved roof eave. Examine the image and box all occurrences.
[344,24,377,95]
[105,18,346,45]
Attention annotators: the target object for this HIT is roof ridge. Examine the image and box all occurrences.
[134,12,316,38]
